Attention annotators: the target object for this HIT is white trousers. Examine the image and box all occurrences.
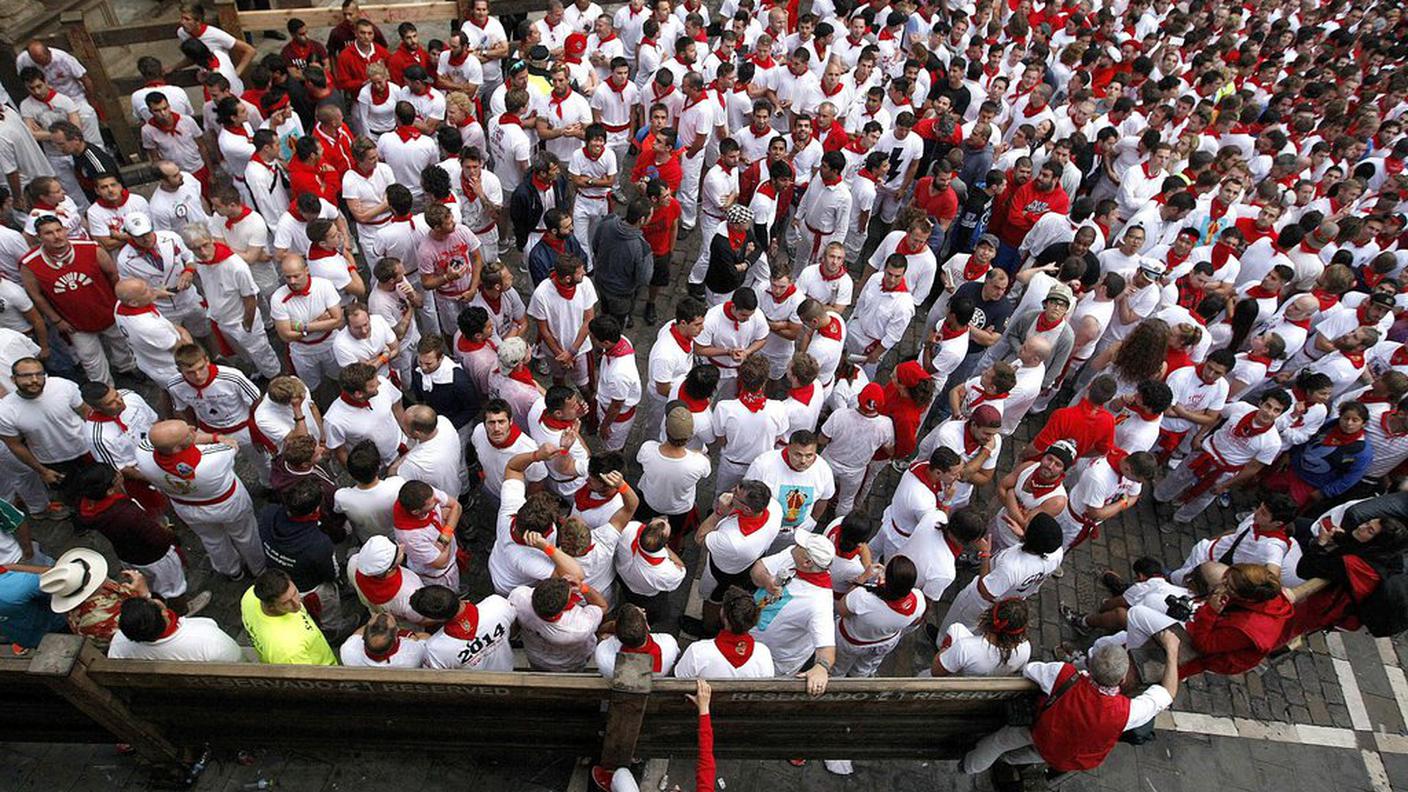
[714,455,751,496]
[832,631,902,677]
[1153,457,1233,523]
[962,725,1044,774]
[678,151,706,229]
[133,545,188,599]
[573,200,608,270]
[289,341,341,393]
[214,318,281,378]
[689,215,724,285]
[71,324,136,386]
[176,504,265,578]
[827,462,868,517]
[600,411,636,452]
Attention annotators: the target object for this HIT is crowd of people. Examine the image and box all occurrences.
[0,0,1407,782]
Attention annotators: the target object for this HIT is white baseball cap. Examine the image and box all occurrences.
[794,531,835,569]
[123,212,153,237]
[355,535,399,576]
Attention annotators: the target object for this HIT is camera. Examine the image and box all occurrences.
[1165,594,1196,622]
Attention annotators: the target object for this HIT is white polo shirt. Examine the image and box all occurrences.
[542,90,594,161]
[341,163,396,241]
[567,147,618,208]
[322,378,407,463]
[166,365,260,433]
[596,344,642,417]
[89,193,153,245]
[751,549,836,676]
[422,597,518,671]
[509,584,604,671]
[589,79,640,147]
[0,377,86,463]
[377,130,441,199]
[696,301,769,377]
[269,276,342,348]
[211,207,271,256]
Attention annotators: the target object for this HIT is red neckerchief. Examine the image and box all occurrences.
[821,263,846,281]
[477,286,501,312]
[394,125,422,143]
[969,386,1007,407]
[607,76,629,95]
[442,601,481,639]
[818,316,843,341]
[280,277,313,301]
[186,364,222,396]
[354,566,404,604]
[1357,302,1381,328]
[549,88,573,118]
[1245,283,1280,299]
[147,112,182,134]
[1321,424,1365,447]
[115,302,160,317]
[821,171,842,186]
[1026,467,1065,497]
[827,522,861,560]
[727,225,748,249]
[508,365,537,387]
[152,444,201,479]
[1389,345,1408,368]
[393,500,443,533]
[200,243,237,266]
[498,112,524,127]
[447,47,471,66]
[1210,242,1234,270]
[540,411,573,432]
[541,591,583,622]
[339,391,373,409]
[574,485,616,513]
[630,524,666,567]
[223,123,251,139]
[156,610,181,640]
[734,508,768,535]
[531,173,554,193]
[770,284,798,304]
[881,277,909,294]
[960,425,981,455]
[1310,288,1338,311]
[221,205,254,231]
[308,244,339,261]
[1208,197,1231,220]
[619,635,664,671]
[362,634,404,662]
[783,445,810,471]
[1245,351,1273,368]
[370,81,391,104]
[550,272,577,300]
[1231,410,1273,438]
[1343,350,1367,369]
[669,322,693,353]
[88,408,129,433]
[962,255,991,282]
[933,312,969,340]
[885,591,919,616]
[750,52,775,69]
[895,235,926,256]
[542,234,567,254]
[1176,275,1206,310]
[1035,311,1064,332]
[738,388,766,413]
[77,492,127,519]
[1126,401,1162,422]
[456,335,494,355]
[713,629,756,668]
[487,422,523,450]
[678,389,710,412]
[605,338,633,358]
[795,568,833,588]
[722,301,745,329]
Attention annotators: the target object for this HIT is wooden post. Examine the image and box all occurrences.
[28,634,186,766]
[216,0,244,39]
[59,11,138,161]
[599,652,652,769]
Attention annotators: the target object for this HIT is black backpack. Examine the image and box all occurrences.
[1359,570,1408,638]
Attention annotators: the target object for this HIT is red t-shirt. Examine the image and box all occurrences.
[642,197,682,256]
[632,150,684,194]
[385,45,432,85]
[912,176,959,223]
[1028,398,1115,459]
[334,43,390,93]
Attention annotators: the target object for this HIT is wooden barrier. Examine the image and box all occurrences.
[15,635,1037,767]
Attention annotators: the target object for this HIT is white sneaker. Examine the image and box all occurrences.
[184,590,213,616]
[823,760,854,776]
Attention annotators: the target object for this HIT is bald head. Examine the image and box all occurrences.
[280,255,309,277]
[1286,294,1319,321]
[1020,336,1054,364]
[115,277,154,306]
[157,160,181,180]
[403,404,438,436]
[148,420,195,454]
[25,41,51,64]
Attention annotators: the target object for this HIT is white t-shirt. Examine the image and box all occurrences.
[673,630,776,678]
[322,378,407,464]
[526,277,599,355]
[341,633,429,668]
[712,398,789,466]
[0,377,86,463]
[334,477,404,541]
[268,277,342,348]
[935,623,1031,676]
[896,513,963,602]
[704,503,783,575]
[614,520,688,596]
[752,550,837,676]
[107,616,244,663]
[488,479,558,595]
[978,544,1065,601]
[470,423,547,500]
[509,584,604,671]
[636,441,710,515]
[744,450,836,534]
[646,322,695,400]
[820,408,893,472]
[397,417,468,500]
[838,585,926,645]
[1161,365,1230,434]
[422,596,518,671]
[595,632,681,678]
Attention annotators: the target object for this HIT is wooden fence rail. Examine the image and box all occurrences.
[6,634,1037,768]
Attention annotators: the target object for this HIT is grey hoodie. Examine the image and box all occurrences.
[591,214,653,298]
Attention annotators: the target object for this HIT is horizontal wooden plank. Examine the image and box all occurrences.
[88,21,181,48]
[237,2,463,30]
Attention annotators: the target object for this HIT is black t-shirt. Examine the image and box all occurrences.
[1034,243,1102,289]
[954,280,1014,352]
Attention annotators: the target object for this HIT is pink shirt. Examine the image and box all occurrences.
[416,225,481,297]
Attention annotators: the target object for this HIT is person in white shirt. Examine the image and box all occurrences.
[270,257,346,392]
[511,576,608,671]
[930,597,1033,679]
[471,398,549,501]
[243,130,291,229]
[819,382,893,516]
[568,125,619,256]
[251,375,323,454]
[166,344,269,484]
[0,361,90,501]
[208,184,277,302]
[596,603,680,678]
[332,303,403,383]
[1168,494,1298,585]
[833,553,926,679]
[377,102,441,203]
[588,315,642,452]
[636,403,711,526]
[711,355,789,494]
[789,150,852,266]
[757,269,807,383]
[181,224,281,378]
[796,243,854,312]
[460,0,510,97]
[111,279,190,387]
[643,297,706,431]
[1062,556,1192,638]
[692,479,782,634]
[748,531,837,694]
[112,214,204,339]
[390,478,462,591]
[136,420,266,580]
[527,255,598,386]
[940,513,1065,633]
[674,585,776,678]
[108,597,243,663]
[346,534,426,626]
[613,510,687,622]
[490,89,534,196]
[87,176,152,252]
[846,255,917,377]
[745,431,835,536]
[488,445,585,595]
[333,442,405,543]
[391,405,467,500]
[539,65,593,165]
[323,363,407,466]
[340,612,429,668]
[1153,393,1289,523]
[414,584,519,672]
